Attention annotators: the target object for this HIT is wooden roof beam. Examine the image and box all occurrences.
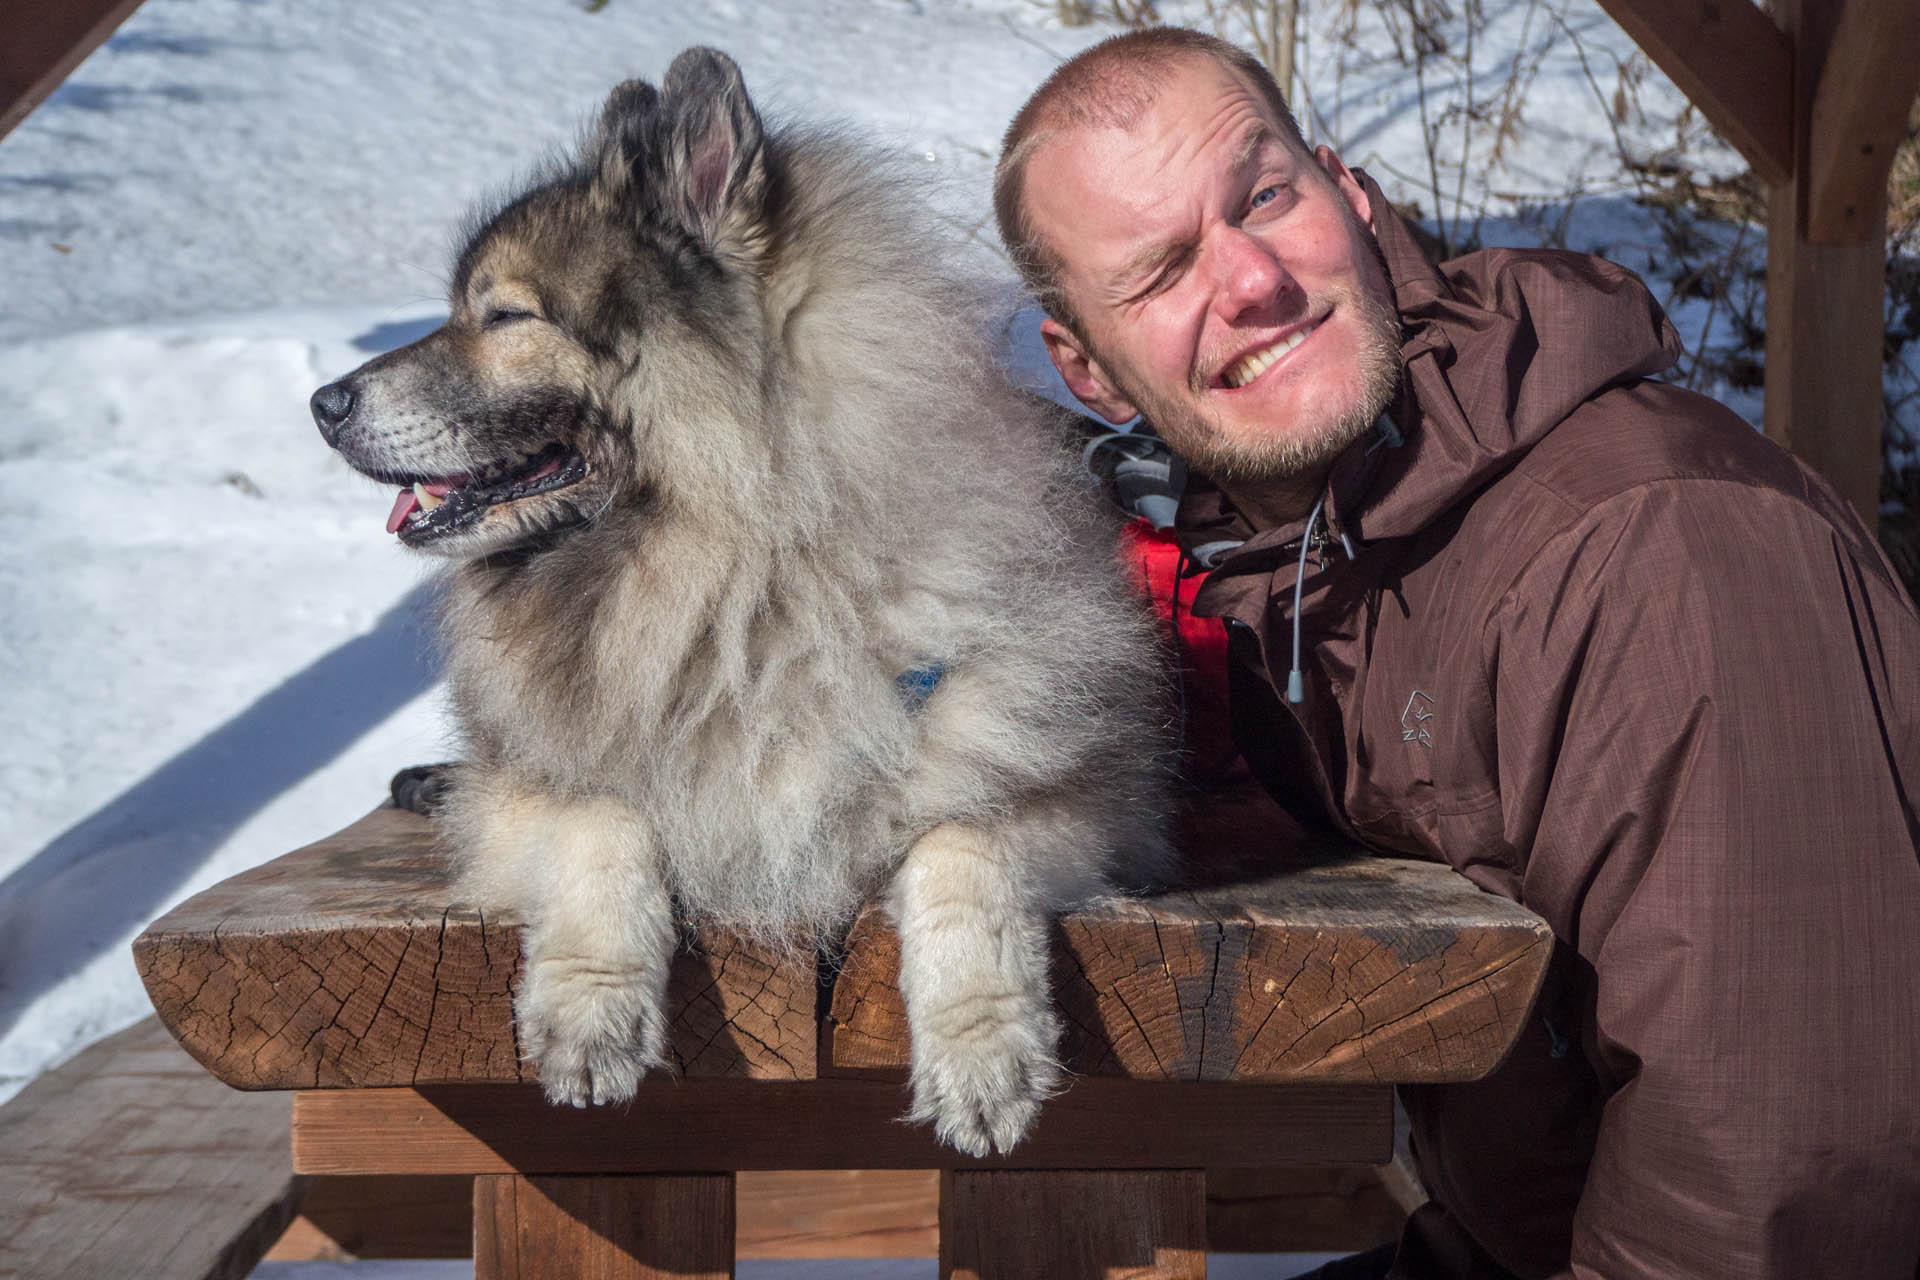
[1592,0,1795,186]
[0,0,149,143]
[1806,0,1920,243]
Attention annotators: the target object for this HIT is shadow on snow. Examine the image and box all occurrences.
[0,583,442,1040]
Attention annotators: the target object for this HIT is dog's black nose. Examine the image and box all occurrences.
[310,380,357,446]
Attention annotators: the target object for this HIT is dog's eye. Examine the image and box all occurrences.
[483,308,538,329]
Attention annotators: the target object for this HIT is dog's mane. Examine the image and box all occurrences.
[437,114,1166,940]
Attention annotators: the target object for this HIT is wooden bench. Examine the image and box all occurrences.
[131,792,1552,1278]
[0,1016,305,1280]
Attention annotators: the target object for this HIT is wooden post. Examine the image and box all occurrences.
[473,1174,734,1280]
[940,1169,1207,1280]
[1804,0,1920,243]
[1765,0,1893,529]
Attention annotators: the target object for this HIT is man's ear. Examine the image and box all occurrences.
[1040,317,1139,425]
[1315,144,1372,226]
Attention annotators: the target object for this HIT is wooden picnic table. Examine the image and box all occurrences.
[133,788,1552,1279]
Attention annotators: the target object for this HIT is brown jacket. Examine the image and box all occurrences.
[1180,181,1920,1277]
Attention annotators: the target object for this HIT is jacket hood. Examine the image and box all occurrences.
[1179,172,1683,560]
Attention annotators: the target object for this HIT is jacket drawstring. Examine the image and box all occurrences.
[1288,415,1401,704]
[1288,490,1326,705]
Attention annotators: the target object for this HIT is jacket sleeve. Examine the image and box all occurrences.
[1487,477,1920,1277]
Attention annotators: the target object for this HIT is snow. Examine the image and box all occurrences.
[0,0,1855,1269]
[0,303,446,1087]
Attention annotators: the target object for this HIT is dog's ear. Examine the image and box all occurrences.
[650,48,771,257]
[588,78,659,193]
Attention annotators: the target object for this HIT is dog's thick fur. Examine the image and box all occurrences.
[313,49,1172,1155]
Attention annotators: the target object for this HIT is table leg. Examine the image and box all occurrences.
[939,1169,1205,1279]
[473,1172,734,1279]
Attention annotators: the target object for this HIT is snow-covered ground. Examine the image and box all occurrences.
[0,0,1818,1269]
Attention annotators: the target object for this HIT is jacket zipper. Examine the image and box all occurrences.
[1223,613,1362,843]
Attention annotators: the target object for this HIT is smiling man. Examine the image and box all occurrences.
[1010,43,1398,514]
[998,27,1920,1280]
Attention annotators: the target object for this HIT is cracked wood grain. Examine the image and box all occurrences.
[827,815,1553,1083]
[139,789,1551,1092]
[134,807,818,1088]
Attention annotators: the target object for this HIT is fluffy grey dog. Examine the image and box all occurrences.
[311,48,1173,1155]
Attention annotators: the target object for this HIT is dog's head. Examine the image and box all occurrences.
[311,48,778,558]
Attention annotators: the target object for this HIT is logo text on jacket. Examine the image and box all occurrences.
[1401,691,1435,748]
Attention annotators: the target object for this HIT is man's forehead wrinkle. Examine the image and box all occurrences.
[1201,84,1280,163]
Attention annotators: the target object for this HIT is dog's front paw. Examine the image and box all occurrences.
[907,995,1062,1157]
[518,956,669,1108]
[389,762,460,815]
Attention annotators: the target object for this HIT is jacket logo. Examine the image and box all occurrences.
[1401,690,1435,748]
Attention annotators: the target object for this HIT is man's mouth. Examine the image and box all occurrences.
[377,442,587,544]
[1220,316,1323,389]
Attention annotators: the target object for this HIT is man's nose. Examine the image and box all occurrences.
[1210,229,1295,319]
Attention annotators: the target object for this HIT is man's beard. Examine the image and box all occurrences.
[1106,283,1403,484]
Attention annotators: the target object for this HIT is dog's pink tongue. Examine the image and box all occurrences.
[386,487,418,535]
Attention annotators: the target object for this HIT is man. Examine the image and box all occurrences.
[997,27,1920,1279]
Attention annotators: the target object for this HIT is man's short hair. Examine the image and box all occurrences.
[993,27,1308,335]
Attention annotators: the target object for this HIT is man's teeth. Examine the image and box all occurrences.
[1224,325,1314,388]
[414,482,444,512]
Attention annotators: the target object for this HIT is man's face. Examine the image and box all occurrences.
[1026,56,1400,484]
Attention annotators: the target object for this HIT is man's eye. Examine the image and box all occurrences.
[1134,255,1189,302]
[1250,185,1282,210]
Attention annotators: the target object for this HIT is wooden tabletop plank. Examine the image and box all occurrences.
[138,790,1552,1092]
[133,807,818,1090]
[831,800,1553,1084]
